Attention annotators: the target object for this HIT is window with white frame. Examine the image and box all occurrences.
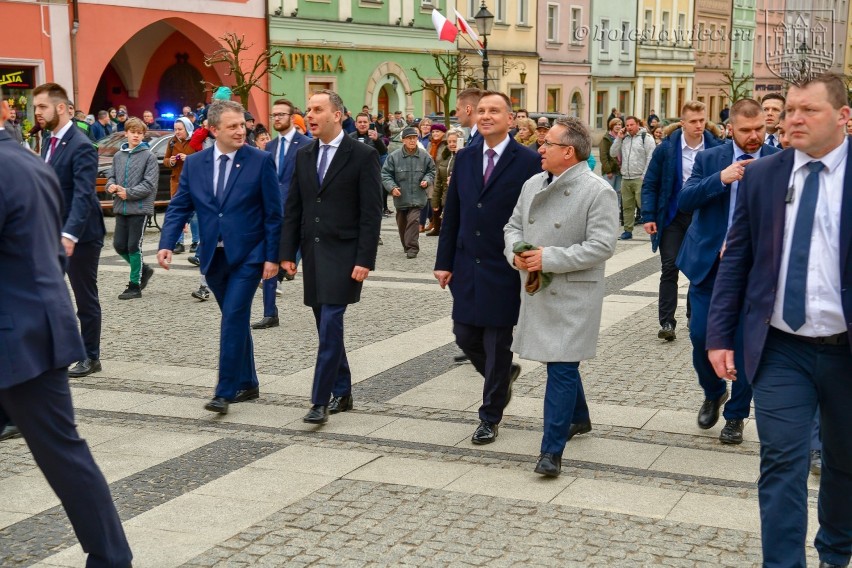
[621,21,629,53]
[570,7,582,44]
[518,0,528,25]
[697,21,705,52]
[720,25,727,52]
[661,11,670,40]
[709,23,717,52]
[495,0,506,23]
[677,13,685,45]
[547,4,559,42]
[600,18,610,53]
[467,0,476,18]
[644,9,653,34]
[546,88,561,113]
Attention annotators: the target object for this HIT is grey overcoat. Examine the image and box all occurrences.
[503,162,619,362]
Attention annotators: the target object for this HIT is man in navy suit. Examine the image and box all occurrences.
[0,92,132,567]
[157,100,282,415]
[434,91,542,445]
[252,98,310,330]
[279,90,382,424]
[707,73,852,568]
[678,98,779,445]
[33,83,105,378]
[455,87,483,146]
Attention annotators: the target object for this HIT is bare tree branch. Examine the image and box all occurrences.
[203,32,285,108]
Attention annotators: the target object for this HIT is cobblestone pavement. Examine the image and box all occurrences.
[1,216,822,567]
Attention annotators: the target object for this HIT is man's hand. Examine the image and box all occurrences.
[107,184,118,194]
[61,237,75,257]
[116,188,127,199]
[281,260,297,276]
[643,222,657,235]
[513,254,529,271]
[391,188,401,197]
[420,180,428,188]
[262,261,278,280]
[157,249,172,270]
[434,270,452,289]
[519,247,544,272]
[368,129,378,140]
[708,349,737,381]
[351,265,370,282]
[720,159,754,185]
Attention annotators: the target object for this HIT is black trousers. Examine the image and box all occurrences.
[657,210,691,327]
[67,239,103,361]
[453,322,514,424]
[112,214,146,256]
[0,368,132,567]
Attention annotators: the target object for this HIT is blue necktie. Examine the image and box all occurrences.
[767,134,777,148]
[317,145,330,186]
[782,160,824,331]
[277,137,287,177]
[216,155,229,206]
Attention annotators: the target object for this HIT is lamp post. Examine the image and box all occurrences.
[474,1,494,89]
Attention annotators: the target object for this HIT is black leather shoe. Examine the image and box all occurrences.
[471,420,498,445]
[68,358,101,378]
[329,394,353,414]
[453,353,469,363]
[0,424,22,441]
[303,405,329,424]
[566,420,592,441]
[534,453,562,477]
[189,242,198,254]
[819,562,848,568]
[204,397,229,414]
[140,264,154,290]
[233,387,259,403]
[719,419,745,444]
[174,243,185,254]
[658,322,676,341]
[811,449,822,476]
[187,255,200,266]
[697,391,729,429]
[251,316,280,330]
[505,363,521,407]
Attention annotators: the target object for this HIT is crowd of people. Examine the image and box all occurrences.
[1,72,852,568]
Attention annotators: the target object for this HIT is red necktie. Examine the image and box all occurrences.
[47,137,59,163]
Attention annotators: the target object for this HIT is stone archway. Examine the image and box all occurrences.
[569,89,584,118]
[365,62,414,115]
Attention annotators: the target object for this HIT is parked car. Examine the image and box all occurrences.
[95,130,174,213]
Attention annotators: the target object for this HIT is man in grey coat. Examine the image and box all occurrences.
[505,116,619,477]
[382,126,436,259]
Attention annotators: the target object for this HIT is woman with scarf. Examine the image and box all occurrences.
[428,126,460,236]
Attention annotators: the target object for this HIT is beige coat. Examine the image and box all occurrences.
[503,162,619,362]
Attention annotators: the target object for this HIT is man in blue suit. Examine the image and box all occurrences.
[0,92,132,567]
[642,101,723,341]
[33,82,106,378]
[157,100,282,415]
[435,91,542,445]
[678,98,779,444]
[252,98,309,330]
[707,73,852,568]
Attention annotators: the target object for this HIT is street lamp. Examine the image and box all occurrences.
[474,1,494,89]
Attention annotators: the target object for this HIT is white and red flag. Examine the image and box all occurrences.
[432,9,458,43]
[454,10,483,48]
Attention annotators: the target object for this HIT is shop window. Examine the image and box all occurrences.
[509,87,525,110]
[546,88,561,112]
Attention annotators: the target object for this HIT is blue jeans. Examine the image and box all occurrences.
[176,212,200,246]
[541,362,590,456]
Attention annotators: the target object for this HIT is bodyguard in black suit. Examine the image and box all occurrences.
[279,90,382,424]
[435,91,542,444]
[0,96,132,567]
[33,83,105,378]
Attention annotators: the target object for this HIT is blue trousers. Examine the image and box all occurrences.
[261,250,301,318]
[310,304,352,405]
[0,368,132,567]
[204,249,261,400]
[688,281,753,419]
[175,212,199,247]
[752,329,852,567]
[541,362,590,456]
[453,322,514,424]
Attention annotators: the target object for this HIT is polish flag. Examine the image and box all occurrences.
[432,9,458,43]
[454,10,483,48]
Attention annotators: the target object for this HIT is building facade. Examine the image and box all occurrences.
[588,0,638,131]
[634,0,696,122]
[693,0,733,122]
[752,0,786,97]
[535,0,591,120]
[731,0,757,97]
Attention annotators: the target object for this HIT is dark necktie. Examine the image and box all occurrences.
[738,154,753,162]
[484,149,496,184]
[47,136,59,163]
[317,145,330,186]
[216,155,229,206]
[767,134,776,148]
[782,160,824,331]
[277,137,287,177]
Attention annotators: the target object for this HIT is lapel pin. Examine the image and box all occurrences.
[235,164,240,168]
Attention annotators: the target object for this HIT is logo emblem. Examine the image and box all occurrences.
[765,10,836,83]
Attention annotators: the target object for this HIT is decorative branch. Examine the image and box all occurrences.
[202,32,285,109]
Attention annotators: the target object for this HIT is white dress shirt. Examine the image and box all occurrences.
[45,120,74,163]
[212,144,238,247]
[681,134,704,185]
[482,134,511,176]
[770,141,847,336]
[318,130,345,179]
[275,127,297,171]
[727,142,762,229]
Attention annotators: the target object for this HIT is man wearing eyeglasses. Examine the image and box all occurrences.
[252,99,310,330]
[504,117,619,476]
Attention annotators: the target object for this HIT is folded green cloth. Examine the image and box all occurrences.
[512,241,553,295]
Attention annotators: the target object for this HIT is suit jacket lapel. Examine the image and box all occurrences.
[719,144,734,218]
[202,149,217,205]
[771,149,795,277]
[319,135,350,194]
[220,146,247,206]
[839,136,852,270]
[481,140,517,195]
